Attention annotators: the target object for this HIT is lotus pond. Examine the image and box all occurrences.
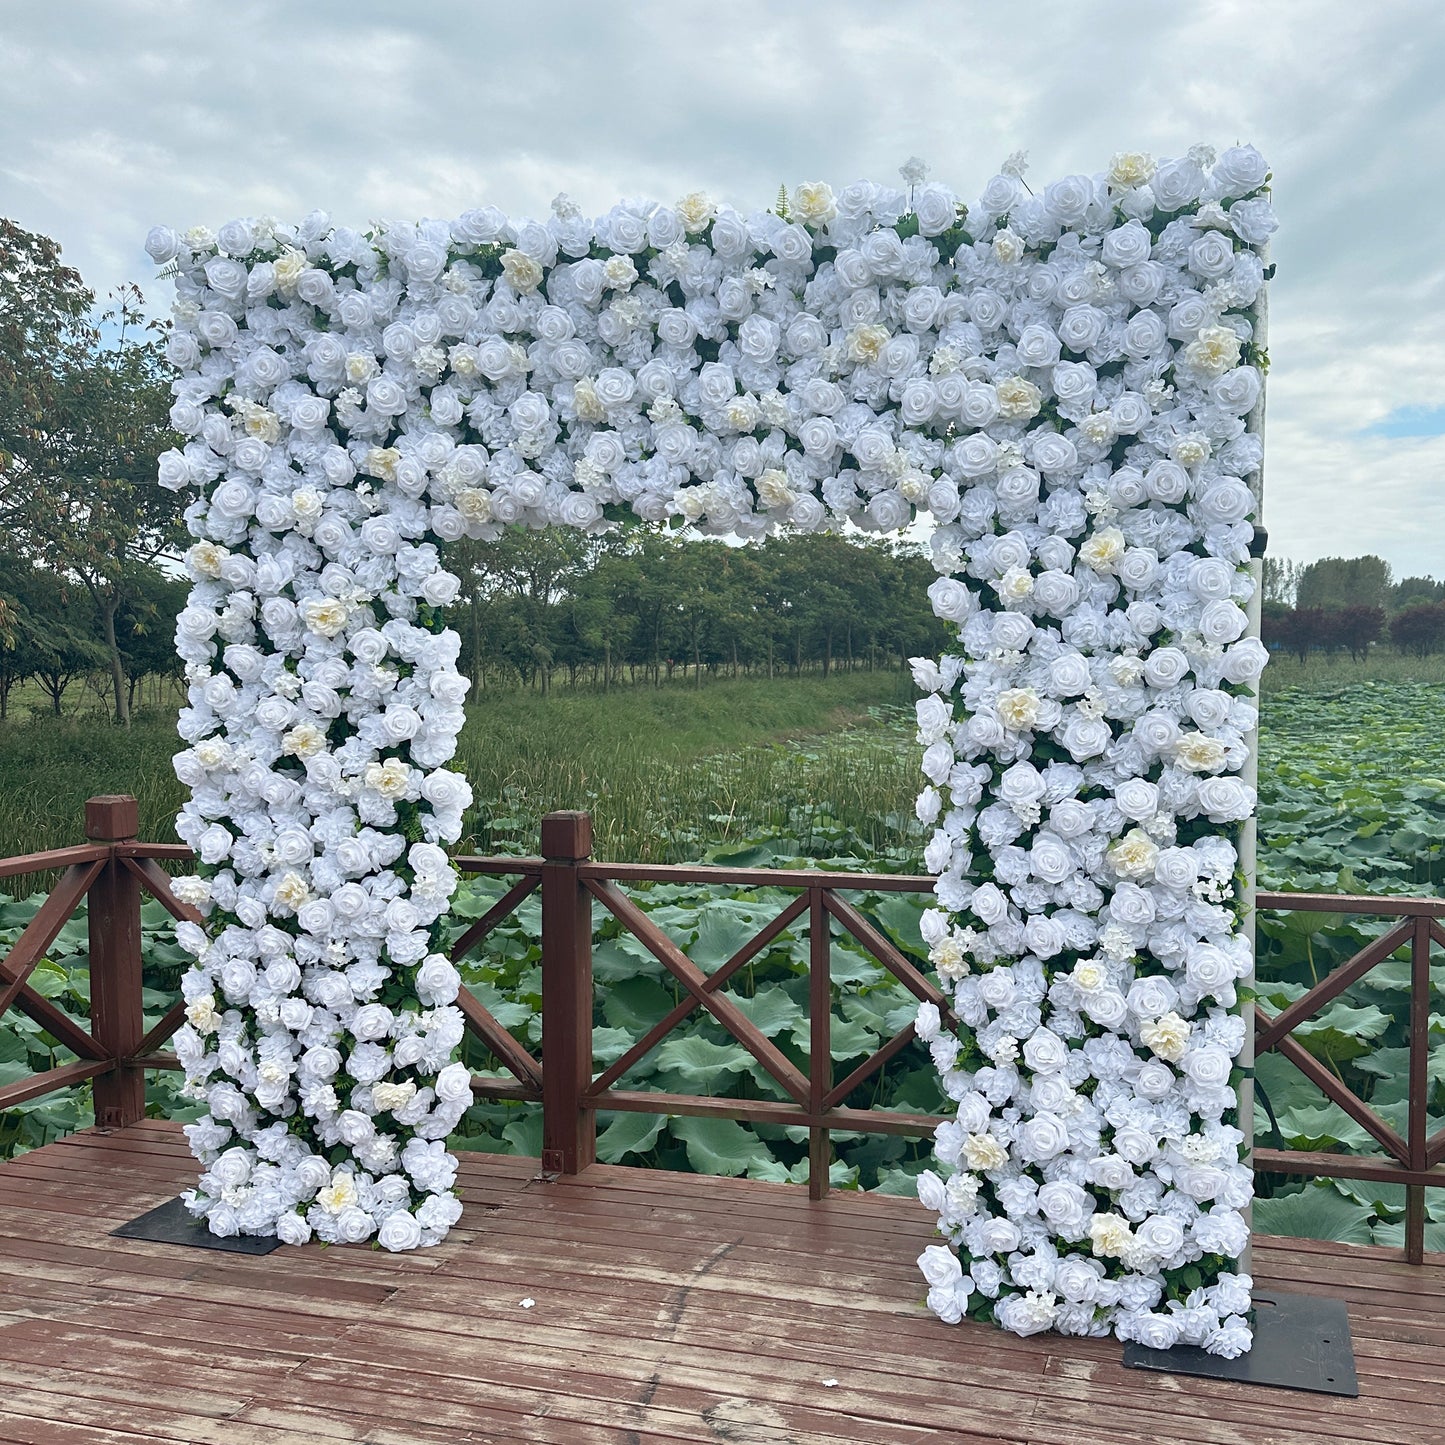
[2,680,1442,1248]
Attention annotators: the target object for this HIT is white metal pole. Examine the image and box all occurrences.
[1238,244,1270,1280]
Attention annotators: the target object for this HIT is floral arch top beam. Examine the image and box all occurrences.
[152,143,1274,1353]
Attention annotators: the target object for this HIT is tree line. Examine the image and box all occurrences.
[449,528,949,692]
[1262,554,1445,662]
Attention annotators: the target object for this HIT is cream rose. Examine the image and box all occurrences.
[1142,1011,1193,1063]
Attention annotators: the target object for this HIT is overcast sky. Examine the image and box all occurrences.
[5,0,1444,579]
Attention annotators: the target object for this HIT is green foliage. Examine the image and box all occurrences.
[1296,555,1394,614]
[0,670,923,870]
[452,527,950,696]
[1256,682,1445,892]
[1253,1187,1376,1245]
[4,667,1445,1238]
[0,220,184,726]
[1250,679,1445,1249]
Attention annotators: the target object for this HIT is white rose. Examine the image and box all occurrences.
[434,1061,472,1106]
[1135,1215,1187,1261]
[1194,776,1255,822]
[1016,325,1062,369]
[1043,174,1095,225]
[928,577,975,623]
[1108,830,1159,880]
[791,181,837,227]
[1018,1112,1071,1162]
[1100,221,1152,268]
[1183,326,1243,377]
[1141,1011,1192,1062]
[1213,145,1269,197]
[377,1211,424,1252]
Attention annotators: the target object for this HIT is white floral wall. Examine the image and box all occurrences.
[153,143,1272,1353]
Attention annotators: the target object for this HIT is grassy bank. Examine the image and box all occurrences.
[0,670,921,863]
[1259,650,1445,692]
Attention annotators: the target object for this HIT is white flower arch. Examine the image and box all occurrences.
[153,143,1273,1352]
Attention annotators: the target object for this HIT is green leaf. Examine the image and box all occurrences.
[0,1028,30,1065]
[1253,1185,1376,1244]
[25,960,72,1000]
[501,1112,543,1157]
[690,901,769,970]
[1355,1045,1445,1088]
[1291,1002,1394,1065]
[1329,1177,1408,1216]
[592,936,663,984]
[590,1026,638,1068]
[449,1133,511,1152]
[669,1115,773,1176]
[729,985,801,1038]
[1275,1102,1383,1154]
[826,947,885,989]
[595,1110,666,1163]
[863,893,928,962]
[600,975,674,1033]
[872,1164,924,1197]
[1370,1219,1445,1253]
[789,1013,879,1061]
[653,1035,753,1090]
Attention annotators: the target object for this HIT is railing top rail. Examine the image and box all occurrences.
[455,855,935,890]
[0,844,111,881]
[579,862,936,891]
[1255,890,1445,918]
[5,842,1441,913]
[453,855,544,877]
[113,843,198,863]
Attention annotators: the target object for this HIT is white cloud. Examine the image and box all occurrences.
[3,0,1444,575]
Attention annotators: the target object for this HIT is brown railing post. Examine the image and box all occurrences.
[1406,913,1431,1266]
[540,810,596,1175]
[808,887,832,1200]
[85,795,146,1130]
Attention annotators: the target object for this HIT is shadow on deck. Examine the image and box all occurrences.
[0,1122,1440,1445]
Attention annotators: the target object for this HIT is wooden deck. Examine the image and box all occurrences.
[0,1123,1440,1445]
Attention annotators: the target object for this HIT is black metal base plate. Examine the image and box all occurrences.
[111,1196,282,1255]
[1123,1290,1357,1396]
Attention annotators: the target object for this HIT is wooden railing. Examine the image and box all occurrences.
[453,811,946,1192]
[1,797,1441,1250]
[1253,890,1445,1264]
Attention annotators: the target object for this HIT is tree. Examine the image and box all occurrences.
[115,565,187,713]
[0,559,106,716]
[1296,555,1393,614]
[1,220,183,725]
[1392,576,1445,612]
[1264,606,1330,664]
[1333,605,1384,662]
[1262,556,1305,608]
[1391,603,1445,657]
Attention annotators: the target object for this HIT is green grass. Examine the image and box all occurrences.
[1260,649,1445,693]
[0,670,922,864]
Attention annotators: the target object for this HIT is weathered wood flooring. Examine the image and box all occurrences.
[0,1121,1440,1444]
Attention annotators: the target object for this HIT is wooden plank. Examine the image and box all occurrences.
[0,861,105,1017]
[579,861,935,893]
[119,856,203,927]
[0,1058,113,1110]
[1255,890,1445,919]
[0,844,108,881]
[1,1122,1442,1445]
